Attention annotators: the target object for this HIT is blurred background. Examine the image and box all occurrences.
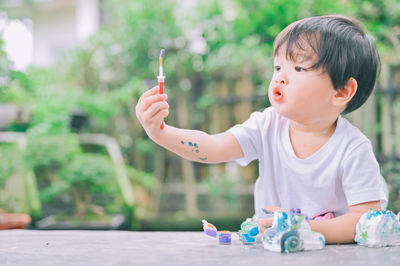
[0,0,399,231]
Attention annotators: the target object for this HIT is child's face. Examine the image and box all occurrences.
[268,50,337,123]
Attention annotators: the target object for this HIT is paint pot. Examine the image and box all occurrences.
[248,225,259,237]
[202,219,218,238]
[205,228,217,238]
[218,230,231,245]
[241,233,255,244]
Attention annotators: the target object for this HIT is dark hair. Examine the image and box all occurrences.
[273,15,379,114]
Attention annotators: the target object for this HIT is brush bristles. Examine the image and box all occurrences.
[159,49,165,66]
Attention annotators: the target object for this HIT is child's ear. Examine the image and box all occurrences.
[332,77,358,107]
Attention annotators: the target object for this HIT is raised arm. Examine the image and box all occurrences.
[135,86,244,163]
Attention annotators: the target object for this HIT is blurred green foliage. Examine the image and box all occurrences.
[127,166,156,191]
[0,43,136,219]
[203,175,237,210]
[382,162,400,213]
[26,135,81,169]
[60,153,116,194]
[0,143,27,213]
[0,144,19,187]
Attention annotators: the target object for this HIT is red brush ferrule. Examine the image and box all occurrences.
[158,76,165,130]
[158,76,165,94]
[159,81,164,94]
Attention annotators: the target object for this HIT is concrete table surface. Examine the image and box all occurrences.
[0,230,399,266]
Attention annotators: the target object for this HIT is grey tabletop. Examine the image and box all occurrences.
[0,230,398,266]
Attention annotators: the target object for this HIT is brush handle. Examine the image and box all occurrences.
[158,76,165,130]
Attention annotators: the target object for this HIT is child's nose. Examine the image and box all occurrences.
[275,73,288,85]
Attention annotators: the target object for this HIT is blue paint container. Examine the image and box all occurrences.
[248,225,259,237]
[218,231,231,245]
[242,233,255,244]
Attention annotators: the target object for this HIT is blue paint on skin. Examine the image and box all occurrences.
[199,157,207,161]
[186,141,200,153]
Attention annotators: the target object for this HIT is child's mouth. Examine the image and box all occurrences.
[273,87,284,102]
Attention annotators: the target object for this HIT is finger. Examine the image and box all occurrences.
[258,225,265,234]
[144,95,169,114]
[136,95,168,125]
[138,94,168,113]
[265,206,288,213]
[151,108,169,123]
[257,218,272,233]
[258,222,268,234]
[142,86,160,97]
[137,86,160,106]
[257,218,270,227]
[144,101,169,119]
[160,108,169,119]
[264,207,274,213]
[142,107,169,129]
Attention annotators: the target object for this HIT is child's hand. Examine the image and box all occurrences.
[135,86,169,139]
[258,206,289,233]
[258,218,273,234]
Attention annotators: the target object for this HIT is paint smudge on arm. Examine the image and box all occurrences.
[181,140,200,153]
[180,140,205,161]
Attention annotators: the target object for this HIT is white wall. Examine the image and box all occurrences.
[9,0,99,67]
[1,18,33,71]
[31,2,77,67]
[76,0,99,42]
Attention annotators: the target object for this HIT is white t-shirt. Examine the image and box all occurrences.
[228,107,387,219]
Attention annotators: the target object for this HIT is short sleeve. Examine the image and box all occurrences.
[341,141,387,206]
[227,108,272,166]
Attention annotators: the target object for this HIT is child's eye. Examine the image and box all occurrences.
[274,66,281,71]
[294,66,305,72]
